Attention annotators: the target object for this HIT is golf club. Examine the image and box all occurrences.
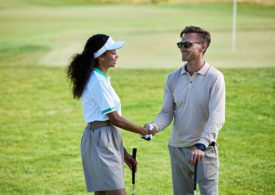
[132,147,137,195]
[194,161,198,195]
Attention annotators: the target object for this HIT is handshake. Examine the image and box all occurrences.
[141,124,158,141]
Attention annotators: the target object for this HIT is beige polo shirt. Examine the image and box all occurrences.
[152,63,225,147]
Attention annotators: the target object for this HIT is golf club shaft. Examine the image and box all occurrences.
[194,161,198,195]
[132,184,135,195]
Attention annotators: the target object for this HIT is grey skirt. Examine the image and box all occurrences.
[81,124,124,192]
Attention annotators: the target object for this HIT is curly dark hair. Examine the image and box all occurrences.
[67,34,108,99]
[180,26,211,54]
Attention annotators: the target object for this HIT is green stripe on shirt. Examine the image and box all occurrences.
[94,68,109,78]
[102,106,117,114]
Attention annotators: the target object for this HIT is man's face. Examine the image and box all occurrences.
[179,33,204,62]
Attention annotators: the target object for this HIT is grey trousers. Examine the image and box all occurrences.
[168,145,219,195]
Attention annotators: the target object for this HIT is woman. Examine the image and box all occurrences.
[67,34,156,195]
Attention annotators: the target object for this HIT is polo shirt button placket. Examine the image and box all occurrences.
[189,73,197,90]
[189,80,192,90]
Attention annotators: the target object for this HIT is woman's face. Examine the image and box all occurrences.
[100,50,119,68]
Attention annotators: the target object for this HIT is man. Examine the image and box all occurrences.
[148,26,225,195]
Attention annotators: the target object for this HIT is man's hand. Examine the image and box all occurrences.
[144,123,158,135]
[124,152,138,172]
[189,148,205,165]
[141,124,158,141]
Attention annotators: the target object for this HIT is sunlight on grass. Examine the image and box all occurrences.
[1,66,274,194]
[0,3,274,68]
[0,1,275,194]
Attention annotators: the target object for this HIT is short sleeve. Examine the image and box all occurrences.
[90,78,118,115]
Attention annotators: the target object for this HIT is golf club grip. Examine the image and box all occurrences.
[194,161,198,192]
[132,147,137,184]
[132,148,137,160]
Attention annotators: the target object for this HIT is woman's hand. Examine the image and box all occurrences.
[124,151,137,172]
[143,123,158,135]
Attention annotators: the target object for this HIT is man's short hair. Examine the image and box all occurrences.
[180,26,211,47]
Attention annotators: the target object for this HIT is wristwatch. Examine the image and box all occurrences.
[195,143,206,151]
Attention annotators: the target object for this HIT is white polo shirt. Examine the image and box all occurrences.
[82,68,121,123]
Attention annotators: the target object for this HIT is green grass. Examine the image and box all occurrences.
[0,2,274,68]
[0,66,274,194]
[0,1,275,194]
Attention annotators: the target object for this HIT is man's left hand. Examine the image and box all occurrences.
[189,148,205,165]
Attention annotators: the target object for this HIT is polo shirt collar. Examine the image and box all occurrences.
[197,62,210,75]
[181,64,188,75]
[94,67,109,79]
[180,62,210,76]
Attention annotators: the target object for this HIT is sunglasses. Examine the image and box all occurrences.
[177,41,203,49]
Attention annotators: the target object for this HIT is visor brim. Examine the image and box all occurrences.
[108,41,124,50]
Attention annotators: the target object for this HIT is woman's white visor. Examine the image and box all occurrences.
[93,37,124,59]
